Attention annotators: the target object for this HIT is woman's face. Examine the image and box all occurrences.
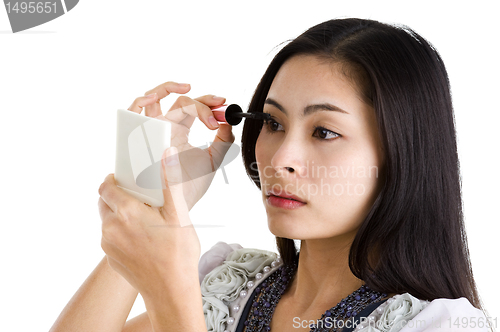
[255,55,385,241]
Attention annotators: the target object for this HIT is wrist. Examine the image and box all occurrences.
[143,280,206,331]
[144,271,200,305]
[102,255,139,295]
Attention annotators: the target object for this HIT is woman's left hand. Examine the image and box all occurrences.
[98,146,200,301]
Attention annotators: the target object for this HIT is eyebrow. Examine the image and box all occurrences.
[264,98,349,117]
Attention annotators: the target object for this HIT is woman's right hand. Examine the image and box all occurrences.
[127,81,235,211]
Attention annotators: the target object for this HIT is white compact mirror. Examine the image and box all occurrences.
[114,109,172,207]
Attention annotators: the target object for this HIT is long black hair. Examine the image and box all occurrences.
[241,18,484,312]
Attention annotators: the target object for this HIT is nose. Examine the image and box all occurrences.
[270,136,308,178]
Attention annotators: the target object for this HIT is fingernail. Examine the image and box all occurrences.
[212,95,225,100]
[146,93,157,99]
[178,83,190,87]
[208,116,219,128]
[164,147,179,166]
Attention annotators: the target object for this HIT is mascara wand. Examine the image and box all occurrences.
[211,104,271,126]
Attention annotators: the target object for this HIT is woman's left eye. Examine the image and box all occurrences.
[313,126,341,140]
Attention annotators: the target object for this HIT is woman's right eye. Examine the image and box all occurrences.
[263,117,283,133]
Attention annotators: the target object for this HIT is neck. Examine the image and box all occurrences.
[284,232,364,312]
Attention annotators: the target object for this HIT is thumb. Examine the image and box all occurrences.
[161,147,191,227]
[209,125,235,171]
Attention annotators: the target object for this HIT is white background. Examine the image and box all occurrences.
[1,1,498,331]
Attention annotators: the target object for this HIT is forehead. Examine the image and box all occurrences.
[267,55,367,115]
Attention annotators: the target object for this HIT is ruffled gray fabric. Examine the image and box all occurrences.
[199,242,277,332]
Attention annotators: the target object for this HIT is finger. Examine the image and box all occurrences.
[212,123,235,144]
[162,96,228,147]
[99,196,120,247]
[98,174,137,214]
[98,196,113,222]
[205,124,235,171]
[162,97,205,147]
[192,95,227,129]
[144,81,191,118]
[194,94,226,107]
[194,94,227,128]
[195,95,235,155]
[162,97,204,128]
[165,95,226,129]
[160,147,191,227]
[127,93,158,114]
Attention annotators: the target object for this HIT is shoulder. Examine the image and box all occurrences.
[355,293,489,332]
[198,241,280,332]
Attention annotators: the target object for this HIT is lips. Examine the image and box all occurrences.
[266,187,306,203]
[270,194,302,202]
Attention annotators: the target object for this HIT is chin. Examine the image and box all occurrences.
[268,217,355,241]
[267,216,303,239]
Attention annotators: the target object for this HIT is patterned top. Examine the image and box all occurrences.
[198,242,489,332]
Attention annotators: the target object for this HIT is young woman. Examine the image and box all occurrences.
[50,18,491,332]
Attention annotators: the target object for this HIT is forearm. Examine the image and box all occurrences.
[143,274,206,332]
[50,255,139,332]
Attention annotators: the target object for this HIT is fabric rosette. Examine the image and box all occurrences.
[357,293,429,332]
[199,242,243,284]
[201,245,277,332]
[224,248,278,278]
[201,262,248,303]
[202,296,230,332]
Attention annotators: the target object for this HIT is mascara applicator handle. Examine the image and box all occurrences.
[211,104,271,126]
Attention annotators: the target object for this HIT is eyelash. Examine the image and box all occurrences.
[262,116,341,141]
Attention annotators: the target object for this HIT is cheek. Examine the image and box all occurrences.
[313,145,382,200]
[255,134,268,180]
[255,135,263,165]
[301,148,382,236]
